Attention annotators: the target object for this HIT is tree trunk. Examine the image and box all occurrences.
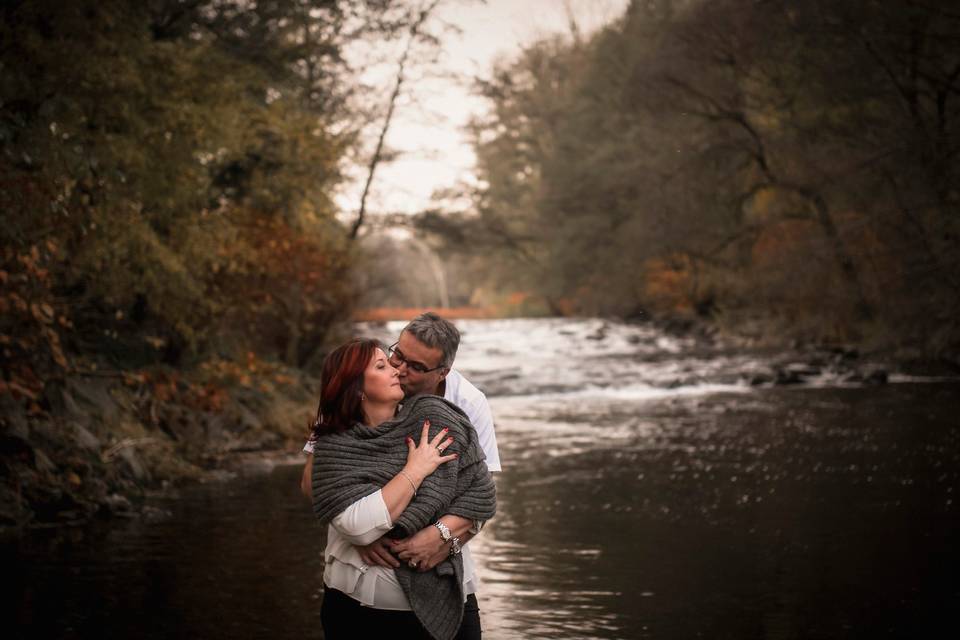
[806,190,874,321]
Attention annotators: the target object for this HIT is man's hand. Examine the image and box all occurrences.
[391,516,478,570]
[389,525,446,569]
[355,537,400,568]
[416,544,453,572]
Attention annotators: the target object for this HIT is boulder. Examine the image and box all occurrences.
[863,367,889,385]
[116,447,150,483]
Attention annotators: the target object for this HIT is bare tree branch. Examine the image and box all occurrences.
[349,0,443,240]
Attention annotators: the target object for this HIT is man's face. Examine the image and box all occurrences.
[389,330,447,397]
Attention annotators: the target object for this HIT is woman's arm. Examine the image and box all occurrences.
[331,490,393,545]
[381,419,456,521]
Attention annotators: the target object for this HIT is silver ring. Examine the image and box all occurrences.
[436,445,444,453]
[408,559,417,568]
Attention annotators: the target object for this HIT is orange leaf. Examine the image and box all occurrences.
[50,342,68,368]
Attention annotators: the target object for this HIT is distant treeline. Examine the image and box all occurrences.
[421,0,960,354]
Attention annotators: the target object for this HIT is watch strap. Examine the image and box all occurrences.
[434,520,452,542]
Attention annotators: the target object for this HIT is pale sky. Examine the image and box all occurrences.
[337,0,630,220]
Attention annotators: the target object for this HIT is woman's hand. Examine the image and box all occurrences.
[402,419,457,485]
[382,420,456,522]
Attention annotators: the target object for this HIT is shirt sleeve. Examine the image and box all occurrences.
[467,396,501,472]
[330,489,394,545]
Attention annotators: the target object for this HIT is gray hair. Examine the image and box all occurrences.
[403,312,460,368]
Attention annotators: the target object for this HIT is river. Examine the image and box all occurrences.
[8,318,960,639]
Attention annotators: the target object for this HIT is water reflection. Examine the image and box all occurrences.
[7,319,960,639]
[474,380,959,639]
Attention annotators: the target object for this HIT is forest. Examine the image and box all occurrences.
[0,0,419,527]
[419,0,960,352]
[2,0,960,528]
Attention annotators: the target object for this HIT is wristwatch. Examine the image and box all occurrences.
[449,536,462,556]
[434,520,452,542]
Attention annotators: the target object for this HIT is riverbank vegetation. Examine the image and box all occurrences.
[418,0,960,357]
[0,0,425,530]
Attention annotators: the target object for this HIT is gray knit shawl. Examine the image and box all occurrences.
[311,394,497,640]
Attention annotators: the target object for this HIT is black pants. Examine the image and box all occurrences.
[320,588,482,640]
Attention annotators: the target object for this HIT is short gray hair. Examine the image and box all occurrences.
[403,312,460,368]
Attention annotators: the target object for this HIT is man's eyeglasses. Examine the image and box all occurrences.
[387,342,446,374]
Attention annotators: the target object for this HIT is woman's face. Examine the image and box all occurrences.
[363,347,403,404]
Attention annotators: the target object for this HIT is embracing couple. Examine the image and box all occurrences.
[301,312,502,640]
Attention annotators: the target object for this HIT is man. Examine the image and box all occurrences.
[300,312,501,633]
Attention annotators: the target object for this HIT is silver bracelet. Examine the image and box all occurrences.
[398,470,418,496]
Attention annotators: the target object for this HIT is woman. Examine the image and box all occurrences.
[308,338,496,640]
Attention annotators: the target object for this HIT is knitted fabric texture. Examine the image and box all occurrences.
[311,394,497,640]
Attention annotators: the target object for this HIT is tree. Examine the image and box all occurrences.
[456,0,960,351]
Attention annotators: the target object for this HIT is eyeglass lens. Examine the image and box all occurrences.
[388,344,432,373]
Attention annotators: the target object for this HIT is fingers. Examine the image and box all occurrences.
[438,452,458,464]
[435,436,454,453]
[371,545,400,568]
[419,419,431,445]
[357,539,402,568]
[417,550,448,572]
[429,426,450,447]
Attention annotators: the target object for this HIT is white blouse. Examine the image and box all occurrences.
[324,489,479,610]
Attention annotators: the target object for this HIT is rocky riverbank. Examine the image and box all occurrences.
[5,314,958,538]
[0,365,316,536]
[647,313,960,384]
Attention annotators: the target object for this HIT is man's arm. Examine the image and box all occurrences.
[389,514,480,571]
[300,453,313,499]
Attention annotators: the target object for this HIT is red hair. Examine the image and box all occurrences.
[310,338,380,438]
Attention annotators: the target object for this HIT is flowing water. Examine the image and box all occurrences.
[8,318,960,639]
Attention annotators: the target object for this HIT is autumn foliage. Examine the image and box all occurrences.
[0,0,376,526]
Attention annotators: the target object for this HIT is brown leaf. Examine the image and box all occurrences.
[5,381,39,400]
